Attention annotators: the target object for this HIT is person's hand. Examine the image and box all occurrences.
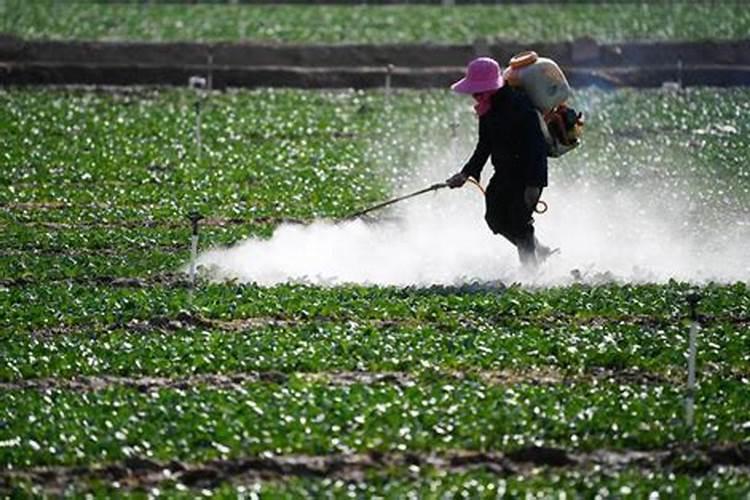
[524,186,541,210]
[446,172,468,189]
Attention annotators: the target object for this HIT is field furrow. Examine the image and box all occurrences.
[3,444,750,495]
[0,367,684,393]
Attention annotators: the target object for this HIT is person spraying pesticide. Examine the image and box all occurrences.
[446,53,583,268]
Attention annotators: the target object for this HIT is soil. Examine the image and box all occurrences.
[2,36,750,88]
[0,367,701,393]
[2,444,748,494]
[12,215,306,230]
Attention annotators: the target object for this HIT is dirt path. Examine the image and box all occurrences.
[3,37,750,88]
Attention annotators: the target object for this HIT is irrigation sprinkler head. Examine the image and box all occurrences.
[188,210,204,235]
[188,76,207,90]
[384,64,394,98]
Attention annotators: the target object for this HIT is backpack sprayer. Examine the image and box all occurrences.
[344,177,547,221]
[504,51,584,157]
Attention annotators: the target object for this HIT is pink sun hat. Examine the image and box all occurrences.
[451,57,504,94]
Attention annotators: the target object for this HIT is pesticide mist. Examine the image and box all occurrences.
[194,89,750,286]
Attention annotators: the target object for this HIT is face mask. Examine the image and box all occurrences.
[473,90,497,117]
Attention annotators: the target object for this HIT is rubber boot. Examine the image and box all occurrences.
[515,233,538,269]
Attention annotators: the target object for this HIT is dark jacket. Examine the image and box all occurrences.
[460,86,548,187]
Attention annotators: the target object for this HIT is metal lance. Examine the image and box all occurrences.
[343,182,448,221]
[685,293,701,429]
[342,177,546,222]
[188,211,204,288]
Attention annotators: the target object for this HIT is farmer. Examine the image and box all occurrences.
[446,56,553,268]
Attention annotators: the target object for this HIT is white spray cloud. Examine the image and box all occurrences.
[194,162,749,286]
[194,93,749,287]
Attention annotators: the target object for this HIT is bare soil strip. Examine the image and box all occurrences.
[4,37,749,69]
[2,444,748,493]
[0,273,191,289]
[10,215,306,230]
[3,37,750,88]
[0,244,186,258]
[5,62,750,88]
[0,367,689,393]
[20,308,749,341]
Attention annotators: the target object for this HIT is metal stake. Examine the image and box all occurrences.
[194,99,202,162]
[188,211,204,288]
[189,76,207,162]
[685,293,701,429]
[207,53,214,91]
[385,64,394,108]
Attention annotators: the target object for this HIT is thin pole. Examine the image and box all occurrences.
[195,99,202,162]
[207,53,214,91]
[385,64,394,108]
[685,293,700,429]
[189,76,207,162]
[188,211,203,288]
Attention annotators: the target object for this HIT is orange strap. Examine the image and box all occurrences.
[466,177,548,215]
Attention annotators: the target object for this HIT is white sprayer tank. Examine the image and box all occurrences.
[503,51,572,114]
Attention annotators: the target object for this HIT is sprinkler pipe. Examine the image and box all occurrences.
[194,99,202,161]
[188,211,204,287]
[189,76,208,161]
[685,293,701,429]
[385,64,394,107]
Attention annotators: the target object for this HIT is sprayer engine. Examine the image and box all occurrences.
[504,51,584,158]
[546,104,584,147]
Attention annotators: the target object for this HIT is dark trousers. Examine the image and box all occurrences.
[484,175,539,264]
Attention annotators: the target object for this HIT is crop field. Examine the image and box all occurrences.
[1,84,749,497]
[3,1,750,44]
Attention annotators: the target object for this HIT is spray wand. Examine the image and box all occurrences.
[344,181,449,221]
[343,177,547,221]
